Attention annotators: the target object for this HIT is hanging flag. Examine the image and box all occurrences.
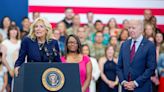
[28,0,164,32]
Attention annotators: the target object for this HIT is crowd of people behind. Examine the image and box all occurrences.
[0,7,164,92]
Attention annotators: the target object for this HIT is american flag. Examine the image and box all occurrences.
[28,0,164,32]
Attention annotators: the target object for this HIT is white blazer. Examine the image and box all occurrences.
[89,57,100,92]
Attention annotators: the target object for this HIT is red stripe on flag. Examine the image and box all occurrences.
[157,25,164,33]
[29,6,164,15]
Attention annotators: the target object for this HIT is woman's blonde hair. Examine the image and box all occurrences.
[144,23,156,38]
[28,17,52,42]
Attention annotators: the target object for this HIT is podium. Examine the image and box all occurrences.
[13,62,82,92]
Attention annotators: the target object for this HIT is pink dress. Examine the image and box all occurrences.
[61,55,90,92]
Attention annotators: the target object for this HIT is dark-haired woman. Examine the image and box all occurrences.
[61,35,92,92]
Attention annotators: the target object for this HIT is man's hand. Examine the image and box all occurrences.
[123,81,129,90]
[127,81,136,90]
[151,76,159,85]
[123,81,136,91]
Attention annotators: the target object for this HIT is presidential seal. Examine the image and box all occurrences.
[42,68,65,91]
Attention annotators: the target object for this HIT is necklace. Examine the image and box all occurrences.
[38,43,45,50]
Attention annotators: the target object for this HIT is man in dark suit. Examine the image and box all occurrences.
[117,19,156,92]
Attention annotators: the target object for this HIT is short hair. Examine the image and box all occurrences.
[28,17,52,42]
[94,20,102,26]
[87,11,93,15]
[73,14,80,18]
[122,19,129,24]
[22,16,29,21]
[64,7,73,12]
[129,19,144,31]
[32,12,40,15]
[144,9,152,14]
[7,25,20,40]
[95,31,103,36]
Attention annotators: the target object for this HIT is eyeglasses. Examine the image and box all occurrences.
[68,41,78,45]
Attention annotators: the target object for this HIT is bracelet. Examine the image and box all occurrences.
[114,81,118,85]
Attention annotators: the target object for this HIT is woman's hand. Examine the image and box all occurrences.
[9,70,14,78]
[14,67,20,77]
[82,87,86,92]
[108,81,116,88]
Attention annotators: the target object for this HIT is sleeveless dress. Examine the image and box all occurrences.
[61,55,90,92]
[99,59,118,92]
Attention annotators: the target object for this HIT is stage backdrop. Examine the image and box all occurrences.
[0,0,28,28]
[28,0,164,32]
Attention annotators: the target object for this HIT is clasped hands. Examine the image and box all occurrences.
[123,81,136,91]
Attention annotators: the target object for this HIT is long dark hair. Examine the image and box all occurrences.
[0,16,11,29]
[82,44,90,57]
[64,34,82,57]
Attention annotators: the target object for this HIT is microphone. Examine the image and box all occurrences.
[52,47,57,56]
[44,46,52,62]
[44,46,50,57]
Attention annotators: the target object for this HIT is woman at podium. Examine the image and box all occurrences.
[14,17,61,76]
[61,35,92,92]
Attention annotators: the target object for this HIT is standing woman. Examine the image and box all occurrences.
[144,23,156,39]
[158,43,164,92]
[0,16,11,40]
[0,52,8,92]
[118,28,129,45]
[108,18,121,37]
[155,32,164,61]
[61,35,92,92]
[99,45,118,92]
[82,44,100,92]
[2,25,21,92]
[14,17,61,75]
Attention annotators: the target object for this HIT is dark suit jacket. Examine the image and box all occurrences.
[117,37,156,92]
[15,37,61,67]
